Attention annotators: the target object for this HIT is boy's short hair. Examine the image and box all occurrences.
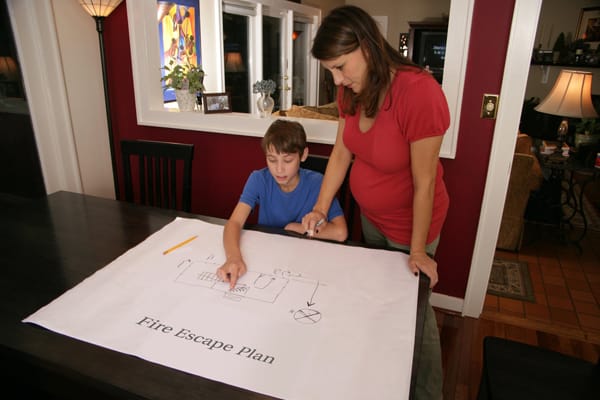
[261,119,307,156]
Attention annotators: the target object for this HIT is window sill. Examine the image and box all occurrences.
[139,106,339,145]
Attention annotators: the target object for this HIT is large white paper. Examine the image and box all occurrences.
[24,217,418,399]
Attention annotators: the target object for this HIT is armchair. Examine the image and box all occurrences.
[496,134,543,251]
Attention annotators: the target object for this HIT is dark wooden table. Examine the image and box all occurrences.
[0,191,428,399]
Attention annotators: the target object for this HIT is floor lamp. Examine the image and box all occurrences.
[535,69,598,144]
[79,0,124,199]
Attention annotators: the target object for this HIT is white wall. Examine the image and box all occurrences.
[525,0,600,100]
[9,0,81,195]
[7,0,115,198]
[52,0,115,199]
[535,0,599,51]
[302,0,344,21]
[303,0,451,50]
[526,65,600,100]
[8,0,114,199]
[350,0,451,49]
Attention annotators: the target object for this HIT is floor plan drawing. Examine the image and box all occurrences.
[174,255,324,319]
[175,257,290,303]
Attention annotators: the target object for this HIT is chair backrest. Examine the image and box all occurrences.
[121,139,194,212]
[302,154,359,240]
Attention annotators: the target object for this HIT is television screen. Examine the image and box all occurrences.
[414,31,447,83]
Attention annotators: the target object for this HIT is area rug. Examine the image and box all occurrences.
[487,259,535,302]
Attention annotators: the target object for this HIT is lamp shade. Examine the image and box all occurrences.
[535,69,598,118]
[0,56,19,81]
[79,0,124,17]
[225,52,245,72]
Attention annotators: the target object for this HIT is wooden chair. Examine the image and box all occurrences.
[121,139,194,212]
[302,154,359,240]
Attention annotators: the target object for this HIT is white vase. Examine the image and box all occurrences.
[175,89,197,112]
[257,92,274,118]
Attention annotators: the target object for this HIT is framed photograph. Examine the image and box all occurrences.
[203,92,232,114]
[576,7,600,44]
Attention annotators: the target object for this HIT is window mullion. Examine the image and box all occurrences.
[250,3,262,115]
[281,9,293,111]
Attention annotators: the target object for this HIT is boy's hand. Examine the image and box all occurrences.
[216,259,247,289]
[284,222,307,236]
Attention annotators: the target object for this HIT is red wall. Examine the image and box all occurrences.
[104,0,516,299]
[436,0,515,296]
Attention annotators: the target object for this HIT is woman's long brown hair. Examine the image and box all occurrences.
[311,5,419,118]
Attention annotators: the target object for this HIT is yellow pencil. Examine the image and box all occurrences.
[162,235,198,255]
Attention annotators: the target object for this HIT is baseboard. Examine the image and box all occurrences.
[431,292,464,313]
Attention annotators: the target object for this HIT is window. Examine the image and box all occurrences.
[223,12,250,112]
[128,0,474,158]
[292,19,310,106]
[158,0,320,115]
[261,13,282,111]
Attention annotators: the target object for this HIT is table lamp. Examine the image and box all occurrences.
[0,56,19,97]
[225,52,245,73]
[78,0,124,198]
[535,69,598,143]
[0,56,19,81]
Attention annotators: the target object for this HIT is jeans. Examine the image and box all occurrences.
[361,215,444,400]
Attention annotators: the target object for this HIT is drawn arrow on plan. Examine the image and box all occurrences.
[306,282,319,307]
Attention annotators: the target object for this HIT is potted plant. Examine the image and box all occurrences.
[161,60,205,111]
[575,118,600,147]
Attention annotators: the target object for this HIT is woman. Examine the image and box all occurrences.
[301,6,449,400]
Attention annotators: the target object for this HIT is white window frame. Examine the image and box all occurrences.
[127,0,473,156]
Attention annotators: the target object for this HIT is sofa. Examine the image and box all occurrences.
[496,134,544,251]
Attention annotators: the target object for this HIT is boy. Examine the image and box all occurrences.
[216,119,348,288]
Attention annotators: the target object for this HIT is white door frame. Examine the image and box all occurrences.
[461,0,543,317]
[8,0,82,194]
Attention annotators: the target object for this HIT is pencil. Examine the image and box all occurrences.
[162,235,198,255]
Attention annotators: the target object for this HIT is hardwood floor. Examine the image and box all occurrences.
[436,223,600,400]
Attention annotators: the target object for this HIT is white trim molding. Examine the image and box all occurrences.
[440,0,473,158]
[461,0,542,318]
[8,0,82,195]
[431,293,464,314]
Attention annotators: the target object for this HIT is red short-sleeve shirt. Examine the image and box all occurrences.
[341,68,450,244]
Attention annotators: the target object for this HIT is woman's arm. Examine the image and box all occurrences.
[408,135,444,287]
[314,215,348,241]
[216,202,252,289]
[285,214,348,242]
[302,119,353,233]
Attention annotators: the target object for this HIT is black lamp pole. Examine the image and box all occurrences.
[94,15,119,199]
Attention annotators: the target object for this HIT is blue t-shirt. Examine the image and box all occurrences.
[239,168,344,228]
